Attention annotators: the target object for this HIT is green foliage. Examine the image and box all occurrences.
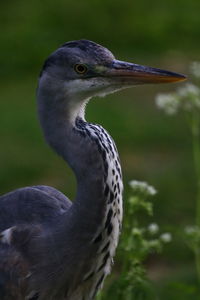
[155,62,200,295]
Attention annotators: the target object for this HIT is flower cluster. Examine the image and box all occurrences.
[184,225,200,249]
[155,93,179,115]
[129,180,157,196]
[160,232,172,243]
[128,180,157,216]
[148,223,159,234]
[155,62,200,115]
[148,223,172,242]
[127,180,171,253]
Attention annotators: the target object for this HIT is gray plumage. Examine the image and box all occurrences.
[0,39,185,300]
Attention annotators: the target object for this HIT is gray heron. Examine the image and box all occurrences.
[0,40,186,300]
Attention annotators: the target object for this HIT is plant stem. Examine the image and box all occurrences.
[191,112,200,282]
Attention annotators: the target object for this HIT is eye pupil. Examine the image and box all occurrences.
[74,64,87,74]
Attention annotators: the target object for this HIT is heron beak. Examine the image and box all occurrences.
[104,60,186,84]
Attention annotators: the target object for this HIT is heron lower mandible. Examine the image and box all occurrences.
[0,40,185,300]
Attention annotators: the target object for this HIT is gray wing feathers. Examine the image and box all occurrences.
[31,185,71,208]
[0,186,72,299]
[0,186,72,232]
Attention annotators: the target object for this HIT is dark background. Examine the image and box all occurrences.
[0,0,200,298]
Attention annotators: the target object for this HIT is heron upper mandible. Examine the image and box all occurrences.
[0,40,185,300]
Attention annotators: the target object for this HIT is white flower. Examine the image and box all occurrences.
[155,93,179,115]
[129,180,157,196]
[185,225,199,235]
[148,186,157,196]
[148,223,159,234]
[178,83,200,98]
[156,82,200,114]
[177,83,200,111]
[160,233,172,243]
[185,225,195,234]
[190,62,200,79]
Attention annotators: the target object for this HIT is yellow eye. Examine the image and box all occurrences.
[74,64,88,74]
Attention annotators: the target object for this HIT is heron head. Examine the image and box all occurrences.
[39,39,186,100]
[38,40,186,124]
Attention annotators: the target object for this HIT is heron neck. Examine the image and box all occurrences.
[37,87,123,292]
[37,89,107,226]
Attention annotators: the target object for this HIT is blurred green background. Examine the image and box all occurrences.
[0,0,200,298]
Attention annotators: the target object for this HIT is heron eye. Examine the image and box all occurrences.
[74,64,88,74]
